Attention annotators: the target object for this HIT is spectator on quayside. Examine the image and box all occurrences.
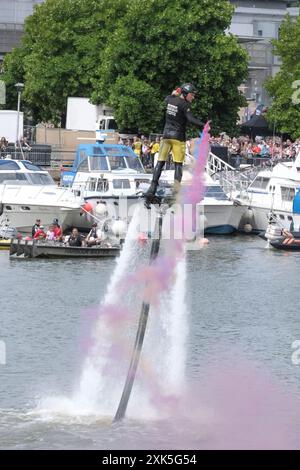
[150,137,160,168]
[0,137,8,158]
[19,137,32,151]
[132,136,142,157]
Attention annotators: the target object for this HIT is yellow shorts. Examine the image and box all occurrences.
[158,139,185,163]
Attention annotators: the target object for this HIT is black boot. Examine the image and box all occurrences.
[145,161,165,197]
[174,162,183,194]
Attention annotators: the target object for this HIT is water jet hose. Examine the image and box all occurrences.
[113,209,163,422]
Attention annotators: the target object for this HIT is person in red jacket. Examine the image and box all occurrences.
[33,225,46,240]
[52,219,62,240]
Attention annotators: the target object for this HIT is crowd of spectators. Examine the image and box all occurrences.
[118,135,163,168]
[119,131,300,170]
[209,133,299,167]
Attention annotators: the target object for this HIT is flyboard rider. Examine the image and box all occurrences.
[145,83,206,201]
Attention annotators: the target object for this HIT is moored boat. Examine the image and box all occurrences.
[9,238,121,259]
[264,213,300,250]
[0,158,84,233]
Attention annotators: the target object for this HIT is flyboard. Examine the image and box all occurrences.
[113,188,175,422]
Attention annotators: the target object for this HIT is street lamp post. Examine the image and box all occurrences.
[15,82,24,149]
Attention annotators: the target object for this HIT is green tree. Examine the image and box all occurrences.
[266,15,300,138]
[2,0,126,125]
[3,0,248,134]
[91,0,248,135]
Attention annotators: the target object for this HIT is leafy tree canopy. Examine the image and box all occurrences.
[2,0,248,135]
[266,15,300,139]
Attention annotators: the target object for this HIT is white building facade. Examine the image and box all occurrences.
[0,0,43,62]
[230,1,299,111]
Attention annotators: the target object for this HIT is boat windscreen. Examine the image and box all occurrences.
[89,156,109,171]
[205,186,228,200]
[108,156,127,170]
[0,160,20,170]
[22,161,43,171]
[102,146,134,157]
[126,157,144,172]
[0,173,27,183]
[26,173,55,185]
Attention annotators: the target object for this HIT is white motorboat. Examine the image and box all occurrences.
[159,168,243,234]
[60,137,244,234]
[235,154,300,233]
[0,158,84,233]
[60,138,151,229]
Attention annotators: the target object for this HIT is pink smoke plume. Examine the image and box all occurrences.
[81,123,211,415]
[183,121,210,205]
[129,353,299,449]
[82,123,211,351]
[86,123,210,317]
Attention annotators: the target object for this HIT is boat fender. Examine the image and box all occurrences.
[94,203,107,216]
[82,202,93,213]
[111,220,126,237]
[244,223,253,233]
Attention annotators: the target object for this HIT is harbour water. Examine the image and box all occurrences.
[1,234,300,449]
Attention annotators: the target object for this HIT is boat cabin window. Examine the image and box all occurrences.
[205,186,228,200]
[97,179,109,192]
[78,157,89,171]
[108,156,127,170]
[86,177,109,192]
[251,176,270,190]
[126,157,144,173]
[0,161,20,170]
[22,162,43,171]
[89,156,109,171]
[0,173,27,183]
[86,178,97,191]
[281,186,295,202]
[135,178,150,189]
[26,173,54,185]
[112,179,131,189]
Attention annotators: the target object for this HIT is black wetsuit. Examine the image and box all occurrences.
[145,95,204,199]
[162,95,204,141]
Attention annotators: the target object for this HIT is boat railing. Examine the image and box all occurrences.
[185,150,253,198]
[0,145,52,166]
